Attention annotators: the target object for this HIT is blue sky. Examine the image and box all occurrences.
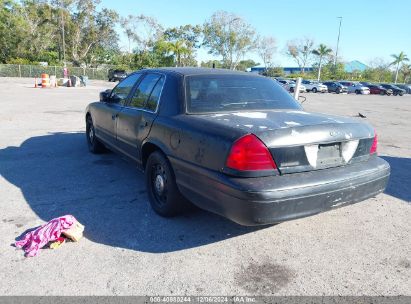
[100,0,411,67]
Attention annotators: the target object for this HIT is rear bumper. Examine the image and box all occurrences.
[171,156,390,226]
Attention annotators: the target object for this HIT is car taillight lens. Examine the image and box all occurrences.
[370,133,378,154]
[226,134,277,171]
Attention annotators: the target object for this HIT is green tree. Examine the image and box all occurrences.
[20,0,59,62]
[256,36,277,71]
[0,0,28,62]
[391,51,409,83]
[203,11,256,70]
[262,67,284,78]
[363,58,393,82]
[67,1,119,66]
[286,37,315,73]
[318,60,346,80]
[401,64,411,83]
[167,40,190,66]
[200,60,223,68]
[312,44,333,81]
[235,59,259,71]
[163,25,201,66]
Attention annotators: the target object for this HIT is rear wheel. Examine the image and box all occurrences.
[355,90,361,94]
[336,88,341,94]
[145,151,189,217]
[86,116,105,153]
[312,87,317,93]
[399,92,404,96]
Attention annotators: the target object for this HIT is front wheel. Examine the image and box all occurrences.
[86,116,105,153]
[145,151,189,217]
[312,87,317,93]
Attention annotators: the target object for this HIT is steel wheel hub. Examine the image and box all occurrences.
[154,174,165,195]
[89,125,94,143]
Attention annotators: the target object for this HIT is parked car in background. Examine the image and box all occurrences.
[108,69,127,82]
[276,79,292,87]
[339,81,370,94]
[86,67,390,225]
[366,84,393,95]
[393,84,411,94]
[322,81,348,94]
[380,84,406,96]
[277,79,306,93]
[302,80,328,93]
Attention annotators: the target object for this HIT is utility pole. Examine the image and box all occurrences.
[334,17,342,69]
[60,0,66,65]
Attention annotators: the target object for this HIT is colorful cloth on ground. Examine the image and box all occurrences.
[15,215,77,257]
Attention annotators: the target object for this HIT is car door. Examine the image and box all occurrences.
[93,73,143,145]
[116,73,165,163]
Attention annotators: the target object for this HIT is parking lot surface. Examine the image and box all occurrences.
[0,78,410,295]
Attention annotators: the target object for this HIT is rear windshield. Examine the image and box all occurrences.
[185,75,301,113]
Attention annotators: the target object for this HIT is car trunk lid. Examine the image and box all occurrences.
[194,110,375,174]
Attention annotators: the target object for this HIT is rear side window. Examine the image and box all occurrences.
[129,74,162,109]
[185,75,301,113]
[110,73,142,105]
[146,76,165,111]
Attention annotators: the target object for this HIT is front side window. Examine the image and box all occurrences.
[185,75,301,113]
[129,74,162,109]
[110,73,142,105]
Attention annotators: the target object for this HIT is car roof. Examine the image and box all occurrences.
[139,67,257,77]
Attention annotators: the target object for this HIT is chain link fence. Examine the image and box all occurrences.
[0,64,112,80]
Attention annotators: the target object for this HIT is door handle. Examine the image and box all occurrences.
[112,113,118,120]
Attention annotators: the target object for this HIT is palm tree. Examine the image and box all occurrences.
[391,51,409,83]
[312,44,333,81]
[168,40,190,67]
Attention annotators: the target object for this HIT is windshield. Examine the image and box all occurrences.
[185,75,302,113]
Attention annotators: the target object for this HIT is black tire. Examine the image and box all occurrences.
[312,87,317,93]
[86,115,105,153]
[145,151,189,217]
[355,90,361,94]
[289,87,294,93]
[399,92,404,96]
[336,88,341,94]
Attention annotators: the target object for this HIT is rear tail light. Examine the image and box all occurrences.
[370,133,378,154]
[226,134,277,171]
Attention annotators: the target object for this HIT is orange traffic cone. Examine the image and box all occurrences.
[34,77,38,88]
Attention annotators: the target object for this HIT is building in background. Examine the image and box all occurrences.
[343,60,368,73]
[249,66,314,75]
[249,60,368,75]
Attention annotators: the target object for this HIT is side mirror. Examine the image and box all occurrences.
[100,89,111,102]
